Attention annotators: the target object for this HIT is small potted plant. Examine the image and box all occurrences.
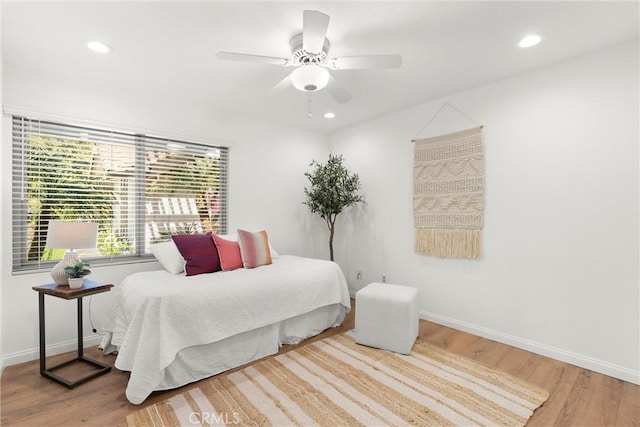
[64,260,91,289]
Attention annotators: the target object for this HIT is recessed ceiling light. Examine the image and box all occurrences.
[518,34,543,48]
[323,112,336,119]
[87,41,112,54]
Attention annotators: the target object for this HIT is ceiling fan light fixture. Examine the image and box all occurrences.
[290,64,329,92]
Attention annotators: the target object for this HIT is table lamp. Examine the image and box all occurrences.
[45,220,98,285]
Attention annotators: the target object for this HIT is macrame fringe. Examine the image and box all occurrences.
[415,228,482,259]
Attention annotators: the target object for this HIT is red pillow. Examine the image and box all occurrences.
[212,234,243,271]
[171,232,221,276]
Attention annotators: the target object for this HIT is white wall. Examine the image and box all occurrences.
[330,40,639,384]
[1,65,329,366]
[0,0,4,375]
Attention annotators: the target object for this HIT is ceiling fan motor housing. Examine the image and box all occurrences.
[290,33,330,66]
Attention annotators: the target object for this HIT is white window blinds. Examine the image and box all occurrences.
[11,116,228,272]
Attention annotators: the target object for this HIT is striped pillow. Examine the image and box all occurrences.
[237,229,273,269]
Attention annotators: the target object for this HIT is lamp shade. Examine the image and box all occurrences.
[45,221,98,250]
[290,65,329,92]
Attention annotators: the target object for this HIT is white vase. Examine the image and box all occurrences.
[68,277,84,289]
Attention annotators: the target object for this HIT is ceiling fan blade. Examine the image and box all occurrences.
[265,74,293,98]
[330,54,403,70]
[303,10,330,54]
[216,52,289,66]
[326,74,352,104]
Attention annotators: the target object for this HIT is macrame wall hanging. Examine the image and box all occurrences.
[411,103,485,259]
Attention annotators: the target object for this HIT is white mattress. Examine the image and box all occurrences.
[101,255,351,404]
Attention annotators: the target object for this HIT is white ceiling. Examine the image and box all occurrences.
[3,1,639,135]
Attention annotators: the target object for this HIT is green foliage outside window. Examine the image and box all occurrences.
[25,135,223,262]
[97,227,134,256]
[27,135,114,261]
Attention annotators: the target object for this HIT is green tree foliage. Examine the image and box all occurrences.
[303,154,364,261]
[27,136,113,261]
[97,227,133,255]
[25,134,224,263]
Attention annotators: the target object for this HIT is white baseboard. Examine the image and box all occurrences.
[1,335,104,370]
[421,310,640,386]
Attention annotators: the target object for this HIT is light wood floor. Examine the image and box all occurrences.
[2,301,638,426]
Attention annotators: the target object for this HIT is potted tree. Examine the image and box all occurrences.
[303,154,364,261]
[64,260,91,289]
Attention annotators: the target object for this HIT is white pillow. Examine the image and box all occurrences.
[269,244,280,259]
[221,232,279,259]
[150,240,184,274]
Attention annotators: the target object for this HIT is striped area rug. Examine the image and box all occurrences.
[127,333,549,426]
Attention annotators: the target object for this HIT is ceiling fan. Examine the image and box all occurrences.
[216,10,403,104]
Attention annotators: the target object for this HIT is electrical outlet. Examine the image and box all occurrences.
[356,270,362,280]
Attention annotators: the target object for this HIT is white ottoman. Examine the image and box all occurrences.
[355,282,419,355]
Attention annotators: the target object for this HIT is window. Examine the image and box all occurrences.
[11,116,228,272]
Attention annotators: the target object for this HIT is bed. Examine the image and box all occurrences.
[101,255,351,405]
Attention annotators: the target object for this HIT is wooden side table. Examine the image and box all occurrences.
[32,279,114,388]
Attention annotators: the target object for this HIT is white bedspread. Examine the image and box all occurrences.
[103,255,351,404]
